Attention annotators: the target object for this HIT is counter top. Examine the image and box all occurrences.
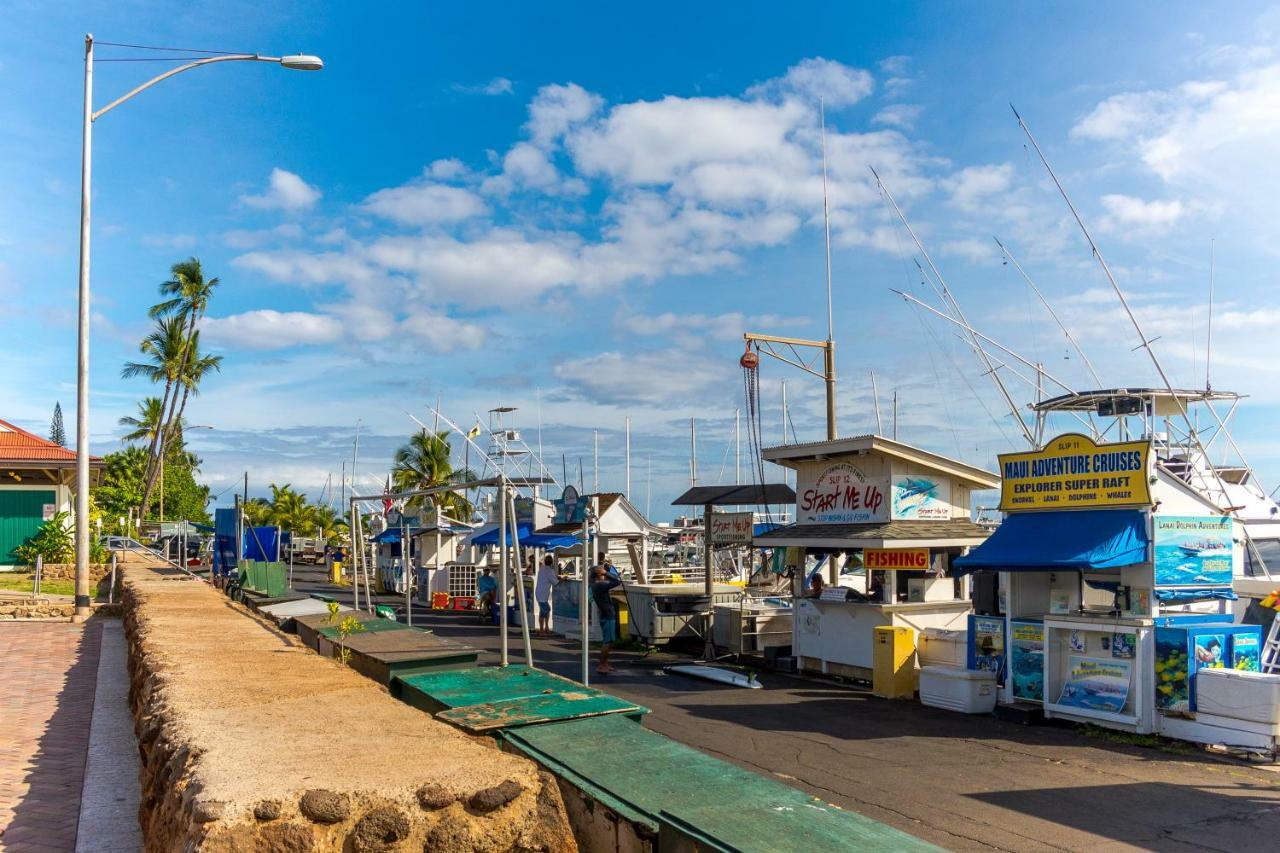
[1043,612,1154,629]
[804,597,972,614]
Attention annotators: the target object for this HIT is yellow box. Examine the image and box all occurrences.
[872,625,917,699]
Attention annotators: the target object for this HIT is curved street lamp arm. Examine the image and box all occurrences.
[92,54,278,121]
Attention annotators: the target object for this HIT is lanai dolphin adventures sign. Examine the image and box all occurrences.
[998,433,1151,512]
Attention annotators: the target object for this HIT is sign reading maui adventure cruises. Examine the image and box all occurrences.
[863,548,930,570]
[797,462,887,524]
[998,433,1151,512]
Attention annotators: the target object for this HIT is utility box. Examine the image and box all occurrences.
[873,625,917,699]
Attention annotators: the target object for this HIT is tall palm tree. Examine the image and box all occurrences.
[148,259,220,494]
[118,397,166,445]
[392,430,473,519]
[166,330,221,450]
[122,315,188,504]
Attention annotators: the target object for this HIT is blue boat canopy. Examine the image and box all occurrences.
[470,522,579,550]
[953,509,1148,574]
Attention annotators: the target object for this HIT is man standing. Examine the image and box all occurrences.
[591,564,621,674]
[476,567,498,622]
[534,554,560,635]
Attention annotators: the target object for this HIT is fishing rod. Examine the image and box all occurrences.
[874,167,1036,446]
[1014,105,1274,579]
[993,236,1104,387]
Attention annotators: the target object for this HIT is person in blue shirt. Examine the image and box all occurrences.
[476,568,498,620]
[591,565,622,674]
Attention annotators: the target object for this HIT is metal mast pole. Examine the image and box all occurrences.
[625,416,631,497]
[499,477,509,666]
[581,502,591,685]
[871,371,883,435]
[820,100,837,441]
[73,34,94,619]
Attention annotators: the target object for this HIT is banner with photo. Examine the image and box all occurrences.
[1057,656,1132,713]
[1153,515,1233,589]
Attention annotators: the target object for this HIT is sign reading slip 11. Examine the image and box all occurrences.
[998,433,1151,512]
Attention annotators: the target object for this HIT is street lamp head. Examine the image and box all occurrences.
[280,54,323,71]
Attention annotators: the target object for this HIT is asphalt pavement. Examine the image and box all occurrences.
[288,565,1280,852]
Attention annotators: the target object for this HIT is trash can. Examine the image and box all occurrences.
[873,625,916,699]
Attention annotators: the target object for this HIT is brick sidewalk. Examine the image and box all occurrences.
[0,621,103,852]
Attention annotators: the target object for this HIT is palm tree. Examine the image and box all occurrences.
[166,330,221,451]
[265,484,313,532]
[392,430,473,519]
[123,315,188,506]
[146,259,221,503]
[118,397,166,445]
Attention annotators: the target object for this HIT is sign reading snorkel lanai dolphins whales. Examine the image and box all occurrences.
[998,433,1151,512]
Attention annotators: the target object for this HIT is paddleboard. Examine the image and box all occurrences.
[665,664,762,689]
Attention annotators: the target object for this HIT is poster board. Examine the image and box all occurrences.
[1152,515,1233,589]
[709,511,754,546]
[1009,620,1045,702]
[967,614,1006,680]
[891,474,951,520]
[1057,656,1132,713]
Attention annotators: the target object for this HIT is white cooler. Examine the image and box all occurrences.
[919,665,997,713]
[918,628,968,667]
[1195,668,1280,727]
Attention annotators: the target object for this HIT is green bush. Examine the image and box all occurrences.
[13,511,75,566]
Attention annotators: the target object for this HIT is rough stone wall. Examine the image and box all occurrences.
[0,597,75,620]
[36,562,112,582]
[121,564,577,852]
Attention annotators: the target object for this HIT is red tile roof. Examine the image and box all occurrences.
[0,419,101,464]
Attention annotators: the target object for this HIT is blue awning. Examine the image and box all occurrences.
[953,509,1148,574]
[371,527,421,544]
[470,522,579,550]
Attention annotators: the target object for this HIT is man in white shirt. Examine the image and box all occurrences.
[534,554,560,634]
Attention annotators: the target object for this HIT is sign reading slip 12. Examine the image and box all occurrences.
[998,433,1151,512]
[863,548,930,570]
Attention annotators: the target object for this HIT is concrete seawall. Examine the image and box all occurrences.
[120,564,576,851]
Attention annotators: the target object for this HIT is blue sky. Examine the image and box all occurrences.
[4,1,1280,519]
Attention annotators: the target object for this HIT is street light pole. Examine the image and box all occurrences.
[71,34,322,619]
[73,35,94,618]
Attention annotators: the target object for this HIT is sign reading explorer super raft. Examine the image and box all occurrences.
[998,434,1151,512]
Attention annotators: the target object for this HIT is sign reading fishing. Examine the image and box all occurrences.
[797,462,887,524]
[863,548,930,570]
[998,433,1151,511]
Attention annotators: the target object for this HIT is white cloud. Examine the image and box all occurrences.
[944,163,1014,210]
[940,238,995,264]
[240,168,321,211]
[554,350,730,406]
[222,223,303,250]
[1071,57,1280,245]
[203,310,342,350]
[872,104,922,129]
[361,182,488,225]
[746,58,874,107]
[527,83,603,148]
[1098,193,1185,233]
[453,77,514,96]
[618,310,808,344]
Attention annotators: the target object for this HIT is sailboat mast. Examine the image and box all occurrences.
[871,371,883,435]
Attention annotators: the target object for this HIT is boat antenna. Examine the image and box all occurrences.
[1206,238,1215,393]
[874,168,1036,446]
[994,236,1104,387]
[870,370,884,435]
